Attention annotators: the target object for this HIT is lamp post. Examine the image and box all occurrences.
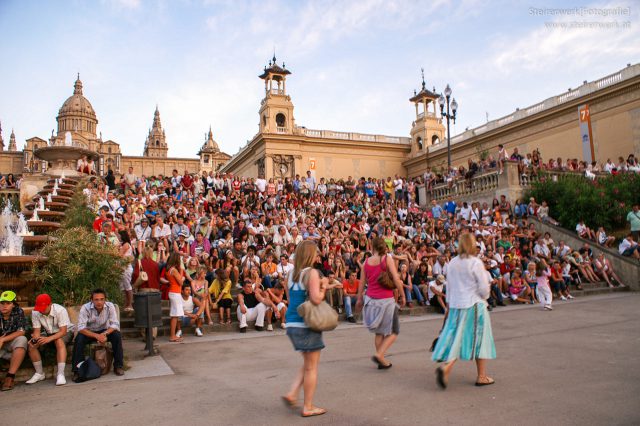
[438,84,458,171]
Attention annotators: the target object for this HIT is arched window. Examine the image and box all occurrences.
[416,137,423,150]
[432,135,440,145]
[108,147,112,154]
[155,140,160,146]
[275,113,286,128]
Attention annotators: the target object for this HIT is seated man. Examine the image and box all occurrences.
[237,279,267,332]
[619,234,640,259]
[178,283,204,337]
[324,270,344,314]
[265,283,288,330]
[72,289,124,380]
[0,291,27,391]
[428,275,447,314]
[342,270,359,323]
[27,294,74,386]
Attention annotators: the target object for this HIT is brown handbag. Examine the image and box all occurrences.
[94,344,113,375]
[378,255,396,289]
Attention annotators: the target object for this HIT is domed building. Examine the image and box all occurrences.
[2,75,230,176]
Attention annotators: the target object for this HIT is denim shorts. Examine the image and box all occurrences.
[286,327,324,352]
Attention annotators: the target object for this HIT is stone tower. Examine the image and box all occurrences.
[56,74,98,143]
[258,55,295,135]
[409,69,445,157]
[198,126,221,172]
[8,129,17,151]
[143,106,168,157]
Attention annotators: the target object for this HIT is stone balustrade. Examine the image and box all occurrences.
[0,188,20,211]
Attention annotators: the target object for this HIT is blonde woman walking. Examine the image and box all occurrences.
[432,233,496,389]
[282,241,329,418]
[356,237,405,369]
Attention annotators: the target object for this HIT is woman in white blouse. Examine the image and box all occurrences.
[432,232,496,389]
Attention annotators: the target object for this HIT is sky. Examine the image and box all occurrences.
[0,0,638,158]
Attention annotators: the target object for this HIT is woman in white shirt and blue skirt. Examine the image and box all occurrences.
[432,232,496,388]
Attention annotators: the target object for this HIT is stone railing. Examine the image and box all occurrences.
[518,168,598,187]
[429,170,500,202]
[428,63,640,154]
[0,188,21,211]
[299,127,410,144]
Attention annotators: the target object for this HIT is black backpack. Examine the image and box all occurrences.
[74,357,102,383]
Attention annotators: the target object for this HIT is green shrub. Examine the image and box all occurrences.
[61,182,95,230]
[33,227,127,306]
[526,172,640,232]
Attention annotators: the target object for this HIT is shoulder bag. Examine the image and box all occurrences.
[133,259,149,291]
[296,268,338,332]
[378,255,396,290]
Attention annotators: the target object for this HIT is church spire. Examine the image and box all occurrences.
[8,128,17,151]
[152,105,162,130]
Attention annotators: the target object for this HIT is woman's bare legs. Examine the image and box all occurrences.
[476,359,493,383]
[374,333,397,366]
[284,351,325,415]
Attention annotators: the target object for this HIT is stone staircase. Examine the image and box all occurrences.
[119,280,628,339]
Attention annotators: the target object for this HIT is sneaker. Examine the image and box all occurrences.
[280,323,286,329]
[176,330,183,338]
[239,326,247,333]
[255,325,264,331]
[501,293,509,299]
[560,296,567,301]
[56,375,66,386]
[267,324,274,331]
[347,316,356,323]
[546,305,553,310]
[195,328,203,337]
[26,372,46,385]
[567,295,574,300]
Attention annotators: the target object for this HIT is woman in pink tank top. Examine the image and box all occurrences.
[356,237,405,369]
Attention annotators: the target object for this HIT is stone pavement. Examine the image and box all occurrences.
[2,293,639,426]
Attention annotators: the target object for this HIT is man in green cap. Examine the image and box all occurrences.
[0,291,28,391]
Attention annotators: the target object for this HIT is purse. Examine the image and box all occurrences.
[133,259,148,291]
[296,268,339,332]
[378,255,396,289]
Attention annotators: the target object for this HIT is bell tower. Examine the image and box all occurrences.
[258,55,295,135]
[409,69,445,156]
[143,106,168,157]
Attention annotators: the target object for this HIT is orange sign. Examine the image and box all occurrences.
[579,105,590,122]
[309,159,316,170]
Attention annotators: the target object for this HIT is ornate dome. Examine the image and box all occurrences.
[199,126,220,153]
[58,75,96,119]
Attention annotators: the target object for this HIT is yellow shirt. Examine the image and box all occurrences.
[209,278,233,300]
[384,181,394,194]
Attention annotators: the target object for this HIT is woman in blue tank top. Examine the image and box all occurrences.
[282,241,328,418]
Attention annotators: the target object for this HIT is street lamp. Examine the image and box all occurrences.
[438,84,458,170]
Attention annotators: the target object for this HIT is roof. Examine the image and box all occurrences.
[258,55,291,79]
[409,70,440,102]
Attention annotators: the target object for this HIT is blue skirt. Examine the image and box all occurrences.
[432,302,496,362]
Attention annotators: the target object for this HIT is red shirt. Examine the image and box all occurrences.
[93,217,106,232]
[342,278,360,295]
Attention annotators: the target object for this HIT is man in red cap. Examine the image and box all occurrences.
[26,293,74,386]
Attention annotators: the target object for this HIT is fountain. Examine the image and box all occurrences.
[47,193,52,203]
[16,213,33,237]
[0,202,23,256]
[38,196,48,211]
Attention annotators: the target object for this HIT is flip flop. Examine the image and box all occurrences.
[371,356,392,369]
[301,408,327,418]
[475,378,495,386]
[436,366,448,389]
[169,337,183,343]
[281,396,298,410]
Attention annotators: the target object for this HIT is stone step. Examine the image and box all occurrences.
[120,283,627,339]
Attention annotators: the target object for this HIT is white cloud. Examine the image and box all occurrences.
[104,0,142,10]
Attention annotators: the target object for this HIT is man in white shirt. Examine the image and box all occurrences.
[458,202,472,222]
[99,192,119,213]
[27,294,74,386]
[152,215,171,247]
[618,234,640,259]
[255,176,267,194]
[393,175,404,200]
[178,284,204,337]
[533,238,551,261]
[432,256,448,277]
[276,255,294,281]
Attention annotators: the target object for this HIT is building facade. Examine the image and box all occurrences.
[0,75,231,177]
[222,61,640,179]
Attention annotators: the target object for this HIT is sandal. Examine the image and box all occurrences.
[301,407,327,418]
[226,320,231,325]
[281,396,298,410]
[475,377,495,386]
[169,337,183,343]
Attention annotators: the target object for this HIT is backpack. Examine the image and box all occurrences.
[74,357,102,383]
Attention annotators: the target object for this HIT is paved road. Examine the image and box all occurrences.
[3,293,639,426]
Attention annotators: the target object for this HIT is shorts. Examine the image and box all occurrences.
[169,292,185,317]
[286,327,324,352]
[268,302,287,311]
[216,298,233,309]
[120,264,133,291]
[0,335,28,360]
[31,331,73,350]
[181,308,203,327]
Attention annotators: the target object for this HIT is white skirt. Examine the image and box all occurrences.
[168,292,184,317]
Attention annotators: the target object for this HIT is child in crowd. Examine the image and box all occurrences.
[524,262,538,304]
[535,260,553,311]
[508,268,530,304]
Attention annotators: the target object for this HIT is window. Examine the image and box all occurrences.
[432,135,440,145]
[416,137,423,150]
[275,113,286,127]
[204,155,210,164]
